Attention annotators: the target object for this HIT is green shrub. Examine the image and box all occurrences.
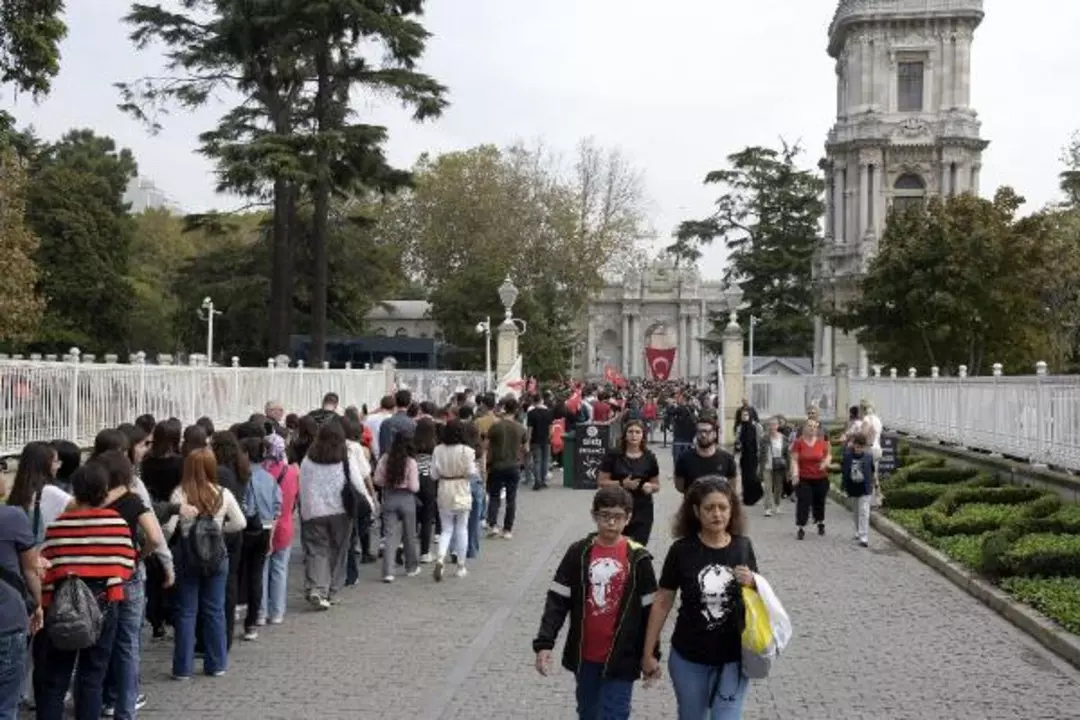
[979,527,1022,578]
[1023,494,1064,520]
[922,502,1029,537]
[1001,533,1080,578]
[880,456,946,491]
[936,485,1046,514]
[934,533,990,569]
[1000,577,1080,635]
[1025,504,1080,535]
[905,466,979,485]
[885,483,951,509]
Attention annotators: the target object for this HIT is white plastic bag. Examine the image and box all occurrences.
[741,573,792,679]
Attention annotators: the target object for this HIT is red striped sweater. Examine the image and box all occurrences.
[39,508,137,606]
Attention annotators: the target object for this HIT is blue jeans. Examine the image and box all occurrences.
[33,600,119,720]
[466,475,484,558]
[261,544,292,621]
[0,629,27,720]
[103,565,146,719]
[172,559,229,678]
[668,649,748,720]
[575,661,633,719]
[672,442,693,467]
[530,444,551,488]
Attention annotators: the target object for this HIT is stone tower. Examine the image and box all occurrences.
[814,0,989,377]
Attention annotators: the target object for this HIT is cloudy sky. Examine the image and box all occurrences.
[5,0,1079,280]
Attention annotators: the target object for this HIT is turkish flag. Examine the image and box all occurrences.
[646,347,676,380]
[603,364,619,384]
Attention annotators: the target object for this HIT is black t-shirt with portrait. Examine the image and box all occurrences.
[107,491,150,552]
[599,450,660,510]
[675,448,738,490]
[659,534,758,667]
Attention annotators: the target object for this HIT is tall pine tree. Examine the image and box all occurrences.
[669,143,824,357]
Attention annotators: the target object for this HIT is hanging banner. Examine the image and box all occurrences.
[645,347,677,380]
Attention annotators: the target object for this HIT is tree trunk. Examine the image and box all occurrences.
[270,177,290,355]
[309,47,331,367]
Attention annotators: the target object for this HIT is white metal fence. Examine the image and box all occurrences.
[851,374,1080,472]
[746,375,838,420]
[0,359,392,455]
[393,369,487,407]
[745,371,1080,473]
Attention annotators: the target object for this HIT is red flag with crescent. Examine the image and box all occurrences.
[646,347,676,380]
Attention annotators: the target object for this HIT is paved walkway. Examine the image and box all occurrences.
[132,447,1080,719]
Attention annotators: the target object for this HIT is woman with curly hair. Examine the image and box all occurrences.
[641,476,759,719]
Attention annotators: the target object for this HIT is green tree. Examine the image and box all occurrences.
[668,144,824,357]
[1061,131,1080,207]
[24,129,137,353]
[1025,208,1080,372]
[290,0,446,365]
[119,0,310,356]
[0,1,67,98]
[383,141,649,379]
[0,147,44,342]
[834,189,1047,374]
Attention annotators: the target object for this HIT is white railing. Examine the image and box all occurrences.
[851,373,1080,472]
[0,357,392,454]
[746,375,838,420]
[394,369,487,406]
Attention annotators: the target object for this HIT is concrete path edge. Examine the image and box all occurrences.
[826,486,1080,672]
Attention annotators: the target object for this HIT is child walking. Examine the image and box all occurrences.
[842,432,875,547]
[532,487,658,720]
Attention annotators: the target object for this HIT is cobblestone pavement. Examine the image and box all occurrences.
[129,447,1080,719]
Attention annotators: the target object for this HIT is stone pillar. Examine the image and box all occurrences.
[821,325,834,376]
[586,318,595,376]
[824,170,834,240]
[381,356,397,396]
[859,163,869,239]
[958,33,971,107]
[833,167,845,244]
[972,164,981,195]
[721,313,744,448]
[496,316,519,380]
[942,34,953,109]
[621,311,630,375]
[860,36,871,111]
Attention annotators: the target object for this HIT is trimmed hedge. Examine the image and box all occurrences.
[884,482,952,509]
[1000,534,1080,578]
[905,466,979,485]
[922,502,1031,537]
[1001,577,1080,635]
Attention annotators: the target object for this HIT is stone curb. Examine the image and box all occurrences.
[826,485,1080,672]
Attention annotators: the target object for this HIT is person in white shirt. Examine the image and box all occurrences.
[860,400,884,479]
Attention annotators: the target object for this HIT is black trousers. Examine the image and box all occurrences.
[145,556,171,633]
[623,501,654,546]
[238,528,270,631]
[795,480,829,527]
[418,476,439,556]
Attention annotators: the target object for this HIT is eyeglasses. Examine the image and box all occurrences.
[594,511,629,523]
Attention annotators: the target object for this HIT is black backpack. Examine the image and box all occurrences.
[46,575,104,651]
[180,515,228,577]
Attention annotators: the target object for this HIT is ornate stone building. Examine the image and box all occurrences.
[815,0,988,375]
[584,257,740,382]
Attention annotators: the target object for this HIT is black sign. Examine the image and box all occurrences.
[574,423,611,490]
[879,431,901,478]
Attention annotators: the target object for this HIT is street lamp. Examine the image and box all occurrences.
[475,317,492,391]
[748,315,759,376]
[196,297,223,364]
[497,275,526,335]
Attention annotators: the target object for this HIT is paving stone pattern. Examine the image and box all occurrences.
[133,449,1080,719]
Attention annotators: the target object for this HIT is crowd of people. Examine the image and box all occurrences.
[0,376,871,720]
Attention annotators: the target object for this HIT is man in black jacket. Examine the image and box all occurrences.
[533,487,659,720]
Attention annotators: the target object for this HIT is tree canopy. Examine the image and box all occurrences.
[669,143,823,357]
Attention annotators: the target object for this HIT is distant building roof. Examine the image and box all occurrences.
[744,356,813,375]
[365,300,432,321]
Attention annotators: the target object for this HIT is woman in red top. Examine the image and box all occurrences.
[790,420,832,540]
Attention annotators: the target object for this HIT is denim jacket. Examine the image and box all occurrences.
[245,467,283,527]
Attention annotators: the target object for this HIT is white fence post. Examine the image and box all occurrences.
[135,351,146,416]
[232,356,241,421]
[69,347,81,441]
[1035,360,1048,463]
[957,364,967,448]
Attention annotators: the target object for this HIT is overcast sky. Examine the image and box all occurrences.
[4,0,1079,281]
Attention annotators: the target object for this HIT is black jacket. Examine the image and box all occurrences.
[533,534,659,681]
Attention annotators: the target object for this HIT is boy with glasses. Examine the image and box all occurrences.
[533,487,658,720]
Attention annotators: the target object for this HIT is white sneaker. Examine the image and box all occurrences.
[406,567,422,577]
[382,575,394,583]
[501,531,513,540]
[456,566,468,579]
[764,509,774,518]
[419,553,434,564]
[242,629,258,641]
